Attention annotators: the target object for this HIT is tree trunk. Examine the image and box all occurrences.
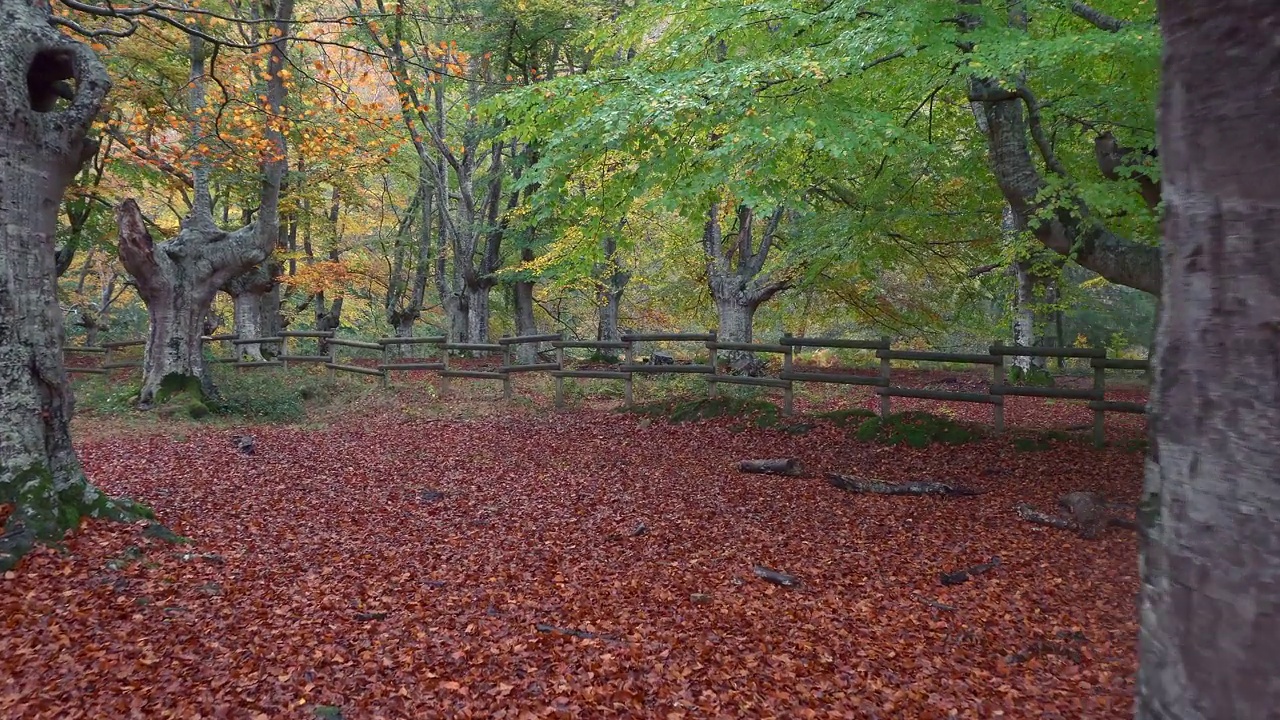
[713,296,756,345]
[595,230,630,361]
[1137,3,1280,717]
[1005,201,1043,373]
[385,174,433,354]
[513,248,538,363]
[223,264,274,361]
[1010,260,1045,372]
[0,0,149,571]
[464,282,491,344]
[116,18,292,406]
[704,202,789,373]
[315,291,344,354]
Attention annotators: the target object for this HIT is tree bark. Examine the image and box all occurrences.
[595,228,630,361]
[1138,3,1280,717]
[1004,204,1048,373]
[704,202,790,371]
[116,15,292,405]
[223,264,274,361]
[0,0,149,571]
[513,248,539,364]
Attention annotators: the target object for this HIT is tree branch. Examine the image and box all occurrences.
[1065,1,1128,32]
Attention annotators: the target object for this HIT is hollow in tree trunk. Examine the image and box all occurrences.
[0,0,150,571]
[1138,2,1280,717]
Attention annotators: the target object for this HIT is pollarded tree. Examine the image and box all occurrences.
[703,201,791,349]
[0,0,150,571]
[1137,1,1280,716]
[116,7,293,405]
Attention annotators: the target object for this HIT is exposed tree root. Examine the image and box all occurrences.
[1,464,154,572]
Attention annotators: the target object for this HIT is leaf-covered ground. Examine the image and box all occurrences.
[2,400,1144,719]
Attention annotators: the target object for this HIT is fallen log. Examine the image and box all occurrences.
[1016,491,1137,539]
[738,458,804,476]
[826,474,982,497]
[752,565,801,587]
[940,556,1001,586]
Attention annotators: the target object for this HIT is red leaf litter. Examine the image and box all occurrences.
[1,402,1144,719]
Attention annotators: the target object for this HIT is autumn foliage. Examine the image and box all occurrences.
[1,391,1144,718]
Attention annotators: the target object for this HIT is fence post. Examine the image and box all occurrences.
[281,335,290,371]
[782,332,794,416]
[380,341,390,389]
[502,341,513,400]
[707,331,718,400]
[554,333,565,408]
[1093,351,1107,447]
[440,345,451,399]
[327,334,337,378]
[878,336,892,419]
[623,339,635,408]
[991,341,1005,434]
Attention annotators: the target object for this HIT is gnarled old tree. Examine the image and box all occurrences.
[703,201,790,370]
[116,9,293,405]
[1,0,149,571]
[965,0,1162,295]
[1138,2,1280,716]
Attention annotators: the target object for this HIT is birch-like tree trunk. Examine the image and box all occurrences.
[116,14,292,406]
[1003,204,1048,373]
[1137,2,1280,716]
[223,264,274,361]
[1,0,148,571]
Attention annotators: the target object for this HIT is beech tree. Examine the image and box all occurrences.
[0,0,150,572]
[116,8,293,405]
[1137,1,1280,716]
[703,201,790,348]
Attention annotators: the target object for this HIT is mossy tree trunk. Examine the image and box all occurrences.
[0,0,150,572]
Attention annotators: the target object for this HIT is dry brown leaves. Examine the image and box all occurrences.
[1,398,1143,719]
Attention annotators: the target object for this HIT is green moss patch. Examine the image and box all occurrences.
[852,411,986,448]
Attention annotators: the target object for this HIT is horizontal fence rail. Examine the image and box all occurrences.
[64,330,1149,444]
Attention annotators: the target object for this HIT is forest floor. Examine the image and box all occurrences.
[2,371,1147,719]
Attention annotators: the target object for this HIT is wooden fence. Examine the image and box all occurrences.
[63,330,1150,444]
